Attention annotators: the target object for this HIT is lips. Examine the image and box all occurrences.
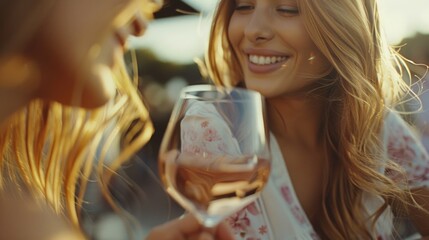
[243,48,290,74]
[243,49,290,74]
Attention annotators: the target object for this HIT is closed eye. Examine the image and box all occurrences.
[235,4,254,12]
[277,7,299,15]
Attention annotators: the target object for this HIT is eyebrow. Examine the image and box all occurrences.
[277,0,298,3]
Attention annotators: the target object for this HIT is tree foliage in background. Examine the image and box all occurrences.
[124,49,207,87]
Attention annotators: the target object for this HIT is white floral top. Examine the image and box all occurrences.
[223,111,429,240]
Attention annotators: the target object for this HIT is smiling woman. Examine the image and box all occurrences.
[0,0,159,229]
[227,0,332,97]
[206,0,429,239]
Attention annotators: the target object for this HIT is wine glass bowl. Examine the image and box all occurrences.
[159,84,271,227]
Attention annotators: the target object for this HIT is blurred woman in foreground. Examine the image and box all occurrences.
[0,0,233,239]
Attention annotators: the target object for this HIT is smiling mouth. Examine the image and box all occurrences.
[248,54,289,65]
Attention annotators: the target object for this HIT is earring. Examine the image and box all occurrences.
[308,53,316,62]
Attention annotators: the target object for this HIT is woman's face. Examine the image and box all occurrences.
[228,0,331,98]
[27,0,157,108]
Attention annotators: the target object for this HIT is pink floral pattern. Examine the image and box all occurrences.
[280,185,306,224]
[183,103,429,239]
[385,112,429,187]
[181,101,268,239]
[280,185,293,204]
[222,111,429,239]
[181,113,241,158]
[258,225,268,235]
[225,201,268,240]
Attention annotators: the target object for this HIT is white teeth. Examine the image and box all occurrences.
[249,54,288,65]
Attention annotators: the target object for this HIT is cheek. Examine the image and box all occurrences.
[299,44,331,77]
[291,30,331,76]
[227,16,243,50]
[310,51,331,75]
[33,0,134,107]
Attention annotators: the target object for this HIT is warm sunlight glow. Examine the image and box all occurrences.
[130,0,428,63]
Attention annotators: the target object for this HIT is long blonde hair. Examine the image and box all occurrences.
[207,0,414,238]
[0,63,154,226]
[0,0,157,229]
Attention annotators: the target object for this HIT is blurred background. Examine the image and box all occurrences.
[82,0,429,239]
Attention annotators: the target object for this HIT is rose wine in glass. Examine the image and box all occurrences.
[159,84,271,227]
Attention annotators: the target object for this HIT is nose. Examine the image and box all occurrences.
[244,9,274,44]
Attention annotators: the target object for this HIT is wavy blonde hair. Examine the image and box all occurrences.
[0,0,160,229]
[206,0,415,238]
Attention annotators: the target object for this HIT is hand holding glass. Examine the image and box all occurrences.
[159,85,271,228]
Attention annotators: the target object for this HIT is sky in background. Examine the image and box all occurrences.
[129,0,429,64]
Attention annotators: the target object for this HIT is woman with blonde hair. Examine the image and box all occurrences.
[0,0,234,239]
[206,0,429,239]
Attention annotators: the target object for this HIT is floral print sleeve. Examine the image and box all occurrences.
[225,200,271,240]
[224,133,320,240]
[181,100,241,157]
[180,101,272,240]
[384,111,429,188]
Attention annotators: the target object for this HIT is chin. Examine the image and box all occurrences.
[61,74,116,109]
[79,93,113,109]
[78,64,117,109]
[51,91,113,109]
[244,81,275,98]
[79,78,116,109]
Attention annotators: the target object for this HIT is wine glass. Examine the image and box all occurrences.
[158,84,271,228]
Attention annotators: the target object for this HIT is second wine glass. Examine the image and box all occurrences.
[159,84,271,228]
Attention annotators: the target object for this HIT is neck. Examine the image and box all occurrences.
[267,94,326,148]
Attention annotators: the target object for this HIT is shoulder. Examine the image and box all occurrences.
[382,110,420,147]
[382,110,429,188]
[382,110,421,160]
[384,110,410,129]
